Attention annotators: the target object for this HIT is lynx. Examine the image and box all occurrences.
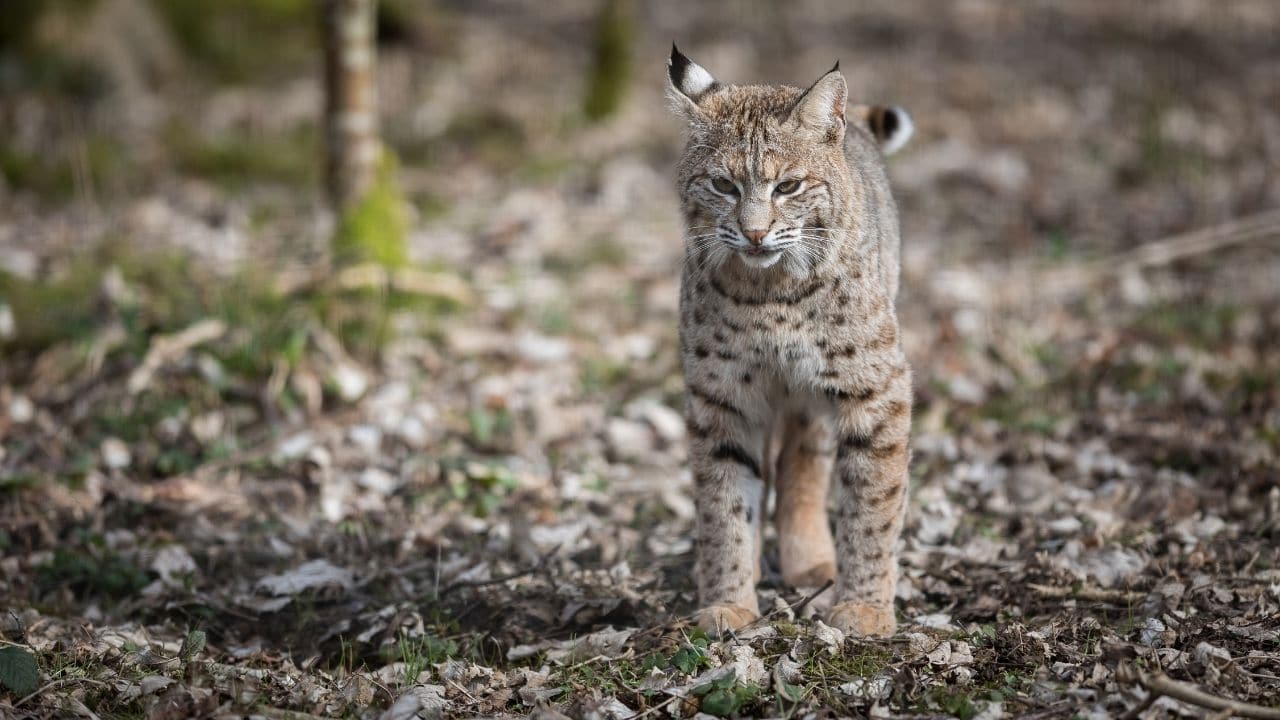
[668,46,915,637]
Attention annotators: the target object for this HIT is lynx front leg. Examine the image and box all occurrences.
[686,391,765,637]
[827,364,912,637]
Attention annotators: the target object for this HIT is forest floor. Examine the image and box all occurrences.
[2,1,1279,718]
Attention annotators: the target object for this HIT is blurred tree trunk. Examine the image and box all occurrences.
[321,0,379,209]
[583,0,633,122]
[321,0,406,270]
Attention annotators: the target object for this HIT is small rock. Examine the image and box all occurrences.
[619,332,656,360]
[8,395,34,424]
[605,418,653,462]
[190,412,224,444]
[101,437,132,469]
[358,468,398,495]
[275,432,315,461]
[348,424,383,453]
[947,375,986,404]
[516,332,571,364]
[330,362,369,402]
[396,415,428,448]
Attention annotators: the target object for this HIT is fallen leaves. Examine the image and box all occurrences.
[3,3,1280,719]
[255,560,355,597]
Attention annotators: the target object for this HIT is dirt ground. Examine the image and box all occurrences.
[2,1,1279,718]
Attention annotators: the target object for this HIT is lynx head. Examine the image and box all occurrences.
[668,45,911,275]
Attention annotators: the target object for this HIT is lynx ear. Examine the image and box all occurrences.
[854,105,914,155]
[667,44,717,118]
[789,64,847,142]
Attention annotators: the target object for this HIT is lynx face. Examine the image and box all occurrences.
[669,49,911,277]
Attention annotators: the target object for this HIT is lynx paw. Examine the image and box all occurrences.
[827,602,896,637]
[695,603,759,637]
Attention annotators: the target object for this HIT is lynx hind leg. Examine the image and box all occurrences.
[827,365,912,637]
[774,411,837,589]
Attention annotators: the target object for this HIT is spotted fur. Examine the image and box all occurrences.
[668,46,913,637]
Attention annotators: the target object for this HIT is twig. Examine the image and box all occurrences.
[789,579,835,616]
[626,693,681,720]
[126,318,227,394]
[1116,662,1280,719]
[1039,208,1280,294]
[1028,583,1146,604]
[448,679,480,705]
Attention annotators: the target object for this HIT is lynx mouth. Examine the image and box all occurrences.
[742,247,780,257]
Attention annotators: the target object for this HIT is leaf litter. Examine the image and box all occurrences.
[3,1,1280,718]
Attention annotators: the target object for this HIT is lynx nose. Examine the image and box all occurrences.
[743,228,768,246]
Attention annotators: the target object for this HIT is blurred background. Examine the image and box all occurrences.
[1,1,1278,717]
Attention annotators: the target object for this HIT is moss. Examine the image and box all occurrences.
[582,0,633,122]
[332,151,410,269]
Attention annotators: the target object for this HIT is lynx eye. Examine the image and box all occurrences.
[774,179,801,195]
[710,177,738,195]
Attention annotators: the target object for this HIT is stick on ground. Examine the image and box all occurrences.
[1117,662,1280,720]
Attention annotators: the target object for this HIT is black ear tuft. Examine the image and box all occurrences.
[670,43,692,88]
[668,44,718,106]
[829,60,840,73]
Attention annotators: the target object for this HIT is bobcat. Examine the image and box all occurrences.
[667,46,914,637]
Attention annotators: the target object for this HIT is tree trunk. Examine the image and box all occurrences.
[321,0,378,209]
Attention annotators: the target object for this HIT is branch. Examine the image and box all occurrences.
[126,318,227,394]
[1116,662,1280,720]
[788,579,835,616]
[1039,208,1280,294]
